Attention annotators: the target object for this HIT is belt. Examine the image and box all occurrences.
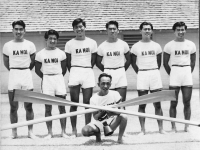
[104,66,124,70]
[10,67,29,70]
[172,65,190,67]
[72,65,91,68]
[139,68,158,71]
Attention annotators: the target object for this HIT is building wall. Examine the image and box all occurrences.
[1,30,199,93]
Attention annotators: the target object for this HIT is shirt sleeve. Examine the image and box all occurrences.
[191,42,196,54]
[97,45,103,56]
[124,41,130,54]
[65,41,71,54]
[30,42,36,55]
[35,51,42,62]
[91,40,98,53]
[156,43,162,54]
[3,43,9,56]
[163,42,171,54]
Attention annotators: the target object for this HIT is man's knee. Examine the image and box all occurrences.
[119,114,127,121]
[154,102,161,109]
[58,106,66,114]
[139,104,146,110]
[24,103,33,112]
[10,105,18,113]
[170,101,178,108]
[82,125,94,137]
[45,105,52,114]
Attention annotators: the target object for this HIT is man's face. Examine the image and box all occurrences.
[73,22,85,36]
[107,24,119,39]
[174,26,186,39]
[140,25,152,39]
[98,76,111,92]
[12,24,25,40]
[46,34,58,49]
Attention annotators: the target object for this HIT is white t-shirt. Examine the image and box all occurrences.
[97,39,130,68]
[35,48,66,74]
[3,39,36,68]
[90,90,121,107]
[164,39,196,66]
[65,37,97,67]
[131,41,162,69]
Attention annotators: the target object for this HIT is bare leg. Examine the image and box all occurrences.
[44,104,53,139]
[169,87,180,132]
[151,90,166,134]
[82,88,93,125]
[110,114,127,143]
[56,95,69,138]
[138,90,148,135]
[8,90,18,139]
[181,86,192,132]
[115,87,127,110]
[69,85,80,137]
[82,125,101,142]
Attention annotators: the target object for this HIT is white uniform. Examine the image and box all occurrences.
[131,41,162,90]
[164,39,196,86]
[88,90,121,132]
[3,39,36,91]
[65,37,97,88]
[97,39,129,89]
[35,48,66,96]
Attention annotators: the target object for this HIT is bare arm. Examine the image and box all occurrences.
[91,52,97,68]
[35,61,43,78]
[124,51,131,71]
[61,58,67,76]
[163,52,171,75]
[3,54,10,71]
[156,53,162,69]
[190,52,196,72]
[66,52,71,72]
[96,54,104,72]
[130,53,138,74]
[29,53,36,70]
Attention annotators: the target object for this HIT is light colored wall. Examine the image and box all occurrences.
[1,30,199,93]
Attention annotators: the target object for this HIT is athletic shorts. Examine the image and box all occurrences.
[68,67,95,89]
[170,66,193,87]
[42,74,66,96]
[88,116,116,132]
[104,67,127,89]
[8,69,33,91]
[137,69,162,90]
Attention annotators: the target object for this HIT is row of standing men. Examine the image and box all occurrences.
[3,19,196,140]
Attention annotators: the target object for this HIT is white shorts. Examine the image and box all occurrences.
[170,66,193,87]
[8,69,33,91]
[68,67,95,89]
[88,116,116,132]
[137,69,162,91]
[42,74,66,96]
[104,67,127,89]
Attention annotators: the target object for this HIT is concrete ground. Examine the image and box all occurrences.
[0,89,200,150]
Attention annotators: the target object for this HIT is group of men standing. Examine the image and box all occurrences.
[3,18,196,143]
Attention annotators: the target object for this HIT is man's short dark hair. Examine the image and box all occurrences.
[139,22,153,30]
[98,73,112,83]
[172,22,187,31]
[44,29,59,40]
[72,18,86,28]
[12,20,26,29]
[106,21,119,29]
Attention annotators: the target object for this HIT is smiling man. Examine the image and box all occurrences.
[35,29,68,139]
[65,18,97,137]
[81,73,127,144]
[3,20,37,139]
[130,22,166,135]
[96,21,131,109]
[163,22,196,133]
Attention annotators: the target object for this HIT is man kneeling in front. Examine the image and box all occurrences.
[81,73,127,143]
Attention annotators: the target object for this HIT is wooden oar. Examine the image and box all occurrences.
[14,90,176,108]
